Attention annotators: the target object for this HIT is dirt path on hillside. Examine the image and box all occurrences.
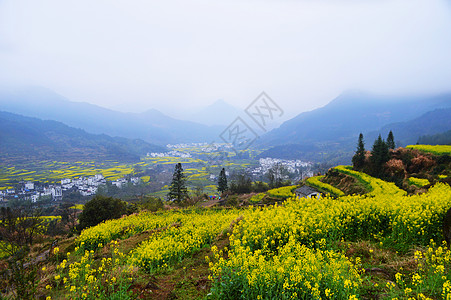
[199,198,220,208]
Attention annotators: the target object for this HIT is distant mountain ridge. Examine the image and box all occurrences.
[365,108,451,146]
[0,111,166,163]
[2,86,450,164]
[0,86,222,145]
[258,91,451,147]
[257,91,451,164]
[258,107,451,164]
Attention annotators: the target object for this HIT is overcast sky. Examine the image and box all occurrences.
[0,0,451,120]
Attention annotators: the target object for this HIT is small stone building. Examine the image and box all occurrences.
[295,185,321,199]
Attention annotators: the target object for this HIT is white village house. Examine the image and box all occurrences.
[24,181,34,190]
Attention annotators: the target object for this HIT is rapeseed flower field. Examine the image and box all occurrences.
[407,145,451,156]
[40,166,451,299]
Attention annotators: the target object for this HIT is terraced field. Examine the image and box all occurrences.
[0,161,134,188]
[0,145,255,191]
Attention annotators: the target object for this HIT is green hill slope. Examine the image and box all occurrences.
[0,111,166,163]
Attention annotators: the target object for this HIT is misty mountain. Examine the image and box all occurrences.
[258,90,451,147]
[0,86,222,145]
[0,111,166,163]
[365,108,451,147]
[184,99,241,126]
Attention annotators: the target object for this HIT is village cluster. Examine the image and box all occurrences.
[0,174,141,204]
[147,151,192,158]
[251,158,314,179]
[148,143,234,158]
[166,142,231,151]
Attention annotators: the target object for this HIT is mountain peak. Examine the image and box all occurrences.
[204,99,236,110]
[142,108,165,116]
[213,98,226,104]
[326,90,381,107]
[210,98,230,106]
[185,99,241,126]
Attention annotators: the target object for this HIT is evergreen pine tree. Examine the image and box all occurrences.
[381,137,390,163]
[387,130,395,149]
[370,134,390,177]
[352,133,366,170]
[167,163,189,203]
[217,168,228,194]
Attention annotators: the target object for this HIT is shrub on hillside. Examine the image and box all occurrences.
[252,181,270,193]
[77,195,128,231]
[385,158,406,187]
[140,196,164,212]
[409,155,435,173]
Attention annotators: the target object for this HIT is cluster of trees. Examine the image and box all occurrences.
[226,168,290,195]
[229,178,272,194]
[227,173,270,194]
[418,129,451,145]
[266,163,292,189]
[165,163,228,204]
[352,130,396,178]
[166,162,292,203]
[222,163,291,195]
